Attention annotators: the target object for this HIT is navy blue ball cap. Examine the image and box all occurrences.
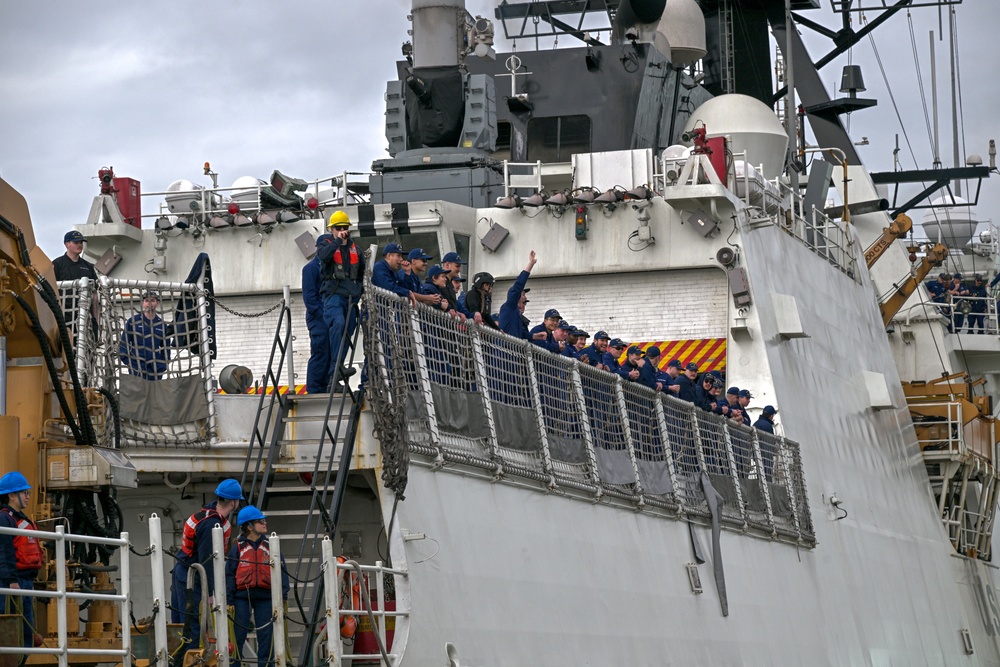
[442,251,467,264]
[609,338,627,348]
[408,248,433,261]
[762,405,778,415]
[954,273,962,279]
[594,330,610,340]
[544,308,561,319]
[627,345,643,356]
[646,346,661,357]
[685,362,699,372]
[667,359,682,369]
[383,242,404,256]
[452,275,467,283]
[575,329,590,338]
[557,319,572,330]
[64,230,86,243]
[727,386,740,396]
[738,389,753,398]
[427,265,448,279]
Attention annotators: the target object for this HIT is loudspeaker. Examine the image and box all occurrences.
[716,247,736,268]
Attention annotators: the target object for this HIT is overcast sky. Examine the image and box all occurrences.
[1,1,996,262]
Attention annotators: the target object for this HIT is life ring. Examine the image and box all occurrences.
[337,556,362,639]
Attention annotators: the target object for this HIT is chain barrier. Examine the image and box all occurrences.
[207,293,284,319]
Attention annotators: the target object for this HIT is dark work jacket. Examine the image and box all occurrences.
[579,344,603,367]
[302,257,324,326]
[463,289,498,329]
[498,270,531,339]
[318,239,363,298]
[528,324,560,354]
[753,416,775,434]
[602,351,622,373]
[674,375,698,403]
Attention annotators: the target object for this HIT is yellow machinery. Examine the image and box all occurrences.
[904,374,1000,560]
[878,242,948,327]
[1,177,136,663]
[863,213,912,269]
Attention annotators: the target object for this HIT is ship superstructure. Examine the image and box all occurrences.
[9,0,1000,665]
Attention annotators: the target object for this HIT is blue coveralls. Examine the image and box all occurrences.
[119,313,170,380]
[602,350,622,373]
[170,503,228,665]
[528,324,560,354]
[319,239,364,387]
[968,282,988,333]
[302,257,330,393]
[226,535,290,667]
[0,505,39,649]
[498,270,532,340]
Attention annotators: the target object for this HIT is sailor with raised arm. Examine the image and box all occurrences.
[498,250,536,339]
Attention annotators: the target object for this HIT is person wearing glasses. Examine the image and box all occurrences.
[226,505,289,667]
[0,471,43,650]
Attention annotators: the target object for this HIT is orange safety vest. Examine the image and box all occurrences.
[235,539,272,591]
[331,244,362,281]
[180,508,231,559]
[0,508,43,571]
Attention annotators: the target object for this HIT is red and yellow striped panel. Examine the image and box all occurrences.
[617,338,727,373]
[217,384,308,395]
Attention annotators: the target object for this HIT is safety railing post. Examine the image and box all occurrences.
[56,525,68,667]
[322,538,342,666]
[149,515,169,667]
[270,534,287,667]
[614,379,645,506]
[212,525,229,667]
[282,285,296,389]
[120,531,132,667]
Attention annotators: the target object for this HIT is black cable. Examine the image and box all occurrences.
[10,292,84,443]
[34,277,98,446]
[98,387,121,449]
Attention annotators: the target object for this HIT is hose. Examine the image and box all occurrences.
[34,277,98,446]
[10,292,84,443]
[97,387,121,449]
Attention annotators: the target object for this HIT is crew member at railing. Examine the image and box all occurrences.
[225,506,289,667]
[728,406,746,426]
[926,272,951,329]
[171,479,244,667]
[754,405,778,434]
[674,362,700,402]
[968,274,988,334]
[716,386,740,418]
[421,265,456,315]
[373,243,443,309]
[529,309,563,352]
[553,319,572,353]
[0,471,43,650]
[399,248,434,293]
[302,247,331,394]
[119,290,171,381]
[451,274,466,300]
[949,273,970,332]
[659,359,683,396]
[643,347,664,391]
[498,250,537,340]
[463,272,499,328]
[580,330,609,370]
[440,252,474,320]
[603,338,627,373]
[318,212,364,390]
[568,329,590,362]
[737,389,753,426]
[617,345,644,384]
[695,373,718,411]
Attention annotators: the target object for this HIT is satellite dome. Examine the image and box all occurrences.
[656,0,706,66]
[683,94,788,177]
[165,179,205,214]
[921,195,979,250]
[231,176,267,206]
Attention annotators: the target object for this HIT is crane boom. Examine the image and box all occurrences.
[878,242,948,326]
[864,213,912,269]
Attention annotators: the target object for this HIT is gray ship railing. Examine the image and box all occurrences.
[364,286,815,547]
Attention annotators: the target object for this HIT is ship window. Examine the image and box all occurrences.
[453,232,471,274]
[491,121,512,161]
[526,115,591,162]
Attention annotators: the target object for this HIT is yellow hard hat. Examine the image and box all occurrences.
[327,210,351,228]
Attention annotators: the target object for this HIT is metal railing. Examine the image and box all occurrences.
[933,295,999,335]
[0,525,133,667]
[363,286,815,546]
[914,401,996,463]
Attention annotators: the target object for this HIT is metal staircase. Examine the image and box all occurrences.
[239,299,367,664]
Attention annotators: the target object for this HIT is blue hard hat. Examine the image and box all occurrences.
[0,472,31,495]
[237,505,266,526]
[215,479,245,500]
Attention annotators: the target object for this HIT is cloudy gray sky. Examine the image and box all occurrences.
[1,1,997,262]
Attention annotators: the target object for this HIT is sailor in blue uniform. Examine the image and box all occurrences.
[694,373,717,411]
[372,243,442,306]
[674,362,700,403]
[302,253,329,393]
[660,359,683,397]
[716,386,740,417]
[754,405,778,434]
[529,308,563,353]
[602,339,627,373]
[318,214,365,389]
[948,273,969,332]
[581,331,610,370]
[617,345,644,383]
[399,248,433,293]
[498,251,536,340]
[119,291,171,381]
[968,274,988,333]
[738,389,753,425]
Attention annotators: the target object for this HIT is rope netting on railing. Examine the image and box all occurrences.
[58,276,217,448]
[363,285,815,547]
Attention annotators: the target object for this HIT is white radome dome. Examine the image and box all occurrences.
[657,0,706,66]
[921,195,979,249]
[683,94,788,177]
